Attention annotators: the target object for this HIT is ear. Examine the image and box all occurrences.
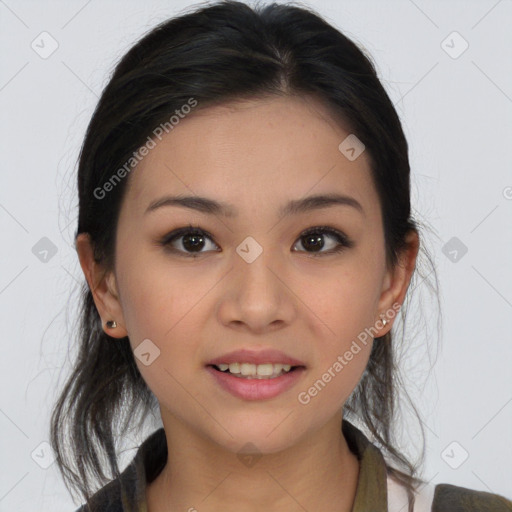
[375,229,419,335]
[75,233,128,338]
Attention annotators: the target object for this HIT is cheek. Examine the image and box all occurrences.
[298,295,374,411]
[305,262,382,338]
[114,247,219,387]
[297,261,381,400]
[116,268,204,405]
[296,337,373,422]
[115,245,197,338]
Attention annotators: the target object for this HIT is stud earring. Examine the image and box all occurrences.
[106,320,117,329]
[380,315,388,327]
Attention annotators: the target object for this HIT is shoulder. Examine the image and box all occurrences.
[72,476,127,512]
[387,475,512,512]
[432,483,512,512]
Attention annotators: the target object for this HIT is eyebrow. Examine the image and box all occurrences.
[144,193,364,218]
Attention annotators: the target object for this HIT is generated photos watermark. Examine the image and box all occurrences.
[93,97,198,200]
[297,302,401,405]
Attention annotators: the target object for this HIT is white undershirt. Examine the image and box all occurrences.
[387,475,436,512]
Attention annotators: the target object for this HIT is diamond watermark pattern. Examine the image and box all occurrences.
[236,236,263,263]
[32,237,58,263]
[134,338,161,366]
[441,31,469,59]
[31,31,59,59]
[237,442,262,468]
[442,236,468,263]
[338,134,365,161]
[31,441,56,469]
[441,441,469,469]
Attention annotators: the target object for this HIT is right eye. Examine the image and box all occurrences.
[159,225,220,257]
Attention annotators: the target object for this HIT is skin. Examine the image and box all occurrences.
[76,95,419,512]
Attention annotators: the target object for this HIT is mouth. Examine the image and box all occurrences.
[207,362,305,380]
[205,363,307,401]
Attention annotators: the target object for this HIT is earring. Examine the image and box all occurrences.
[106,320,117,329]
[380,315,388,327]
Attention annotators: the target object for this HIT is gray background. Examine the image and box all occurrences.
[0,0,511,510]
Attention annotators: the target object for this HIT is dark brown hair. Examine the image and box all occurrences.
[50,1,439,510]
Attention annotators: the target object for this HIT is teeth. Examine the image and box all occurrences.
[215,362,293,379]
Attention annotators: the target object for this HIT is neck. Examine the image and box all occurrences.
[146,413,360,512]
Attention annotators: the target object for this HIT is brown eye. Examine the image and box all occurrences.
[293,227,353,255]
[160,226,219,256]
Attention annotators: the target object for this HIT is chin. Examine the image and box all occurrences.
[207,416,307,456]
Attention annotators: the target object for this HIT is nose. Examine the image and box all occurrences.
[216,247,296,334]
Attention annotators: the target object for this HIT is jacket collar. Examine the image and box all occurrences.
[121,419,389,511]
[342,420,388,511]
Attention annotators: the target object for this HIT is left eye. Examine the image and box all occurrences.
[159,225,353,257]
[293,226,353,255]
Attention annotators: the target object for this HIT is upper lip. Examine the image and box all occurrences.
[207,349,306,367]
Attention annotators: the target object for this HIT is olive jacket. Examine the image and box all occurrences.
[76,420,512,511]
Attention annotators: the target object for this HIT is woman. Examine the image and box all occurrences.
[50,1,512,511]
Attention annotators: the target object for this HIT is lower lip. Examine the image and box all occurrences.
[206,366,306,401]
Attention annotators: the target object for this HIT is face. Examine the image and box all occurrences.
[81,95,412,455]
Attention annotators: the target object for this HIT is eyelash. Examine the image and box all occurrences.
[157,224,354,258]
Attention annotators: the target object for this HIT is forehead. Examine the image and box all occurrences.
[122,95,378,220]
